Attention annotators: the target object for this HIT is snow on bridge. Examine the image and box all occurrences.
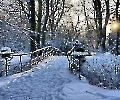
[0,56,120,100]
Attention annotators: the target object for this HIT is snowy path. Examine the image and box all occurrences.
[0,56,120,100]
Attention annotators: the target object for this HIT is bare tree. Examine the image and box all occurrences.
[48,0,65,34]
[30,0,36,52]
[37,0,42,48]
[115,0,120,54]
[41,0,49,46]
[39,0,65,46]
[18,0,30,19]
[93,0,103,51]
[77,0,112,52]
[102,0,110,52]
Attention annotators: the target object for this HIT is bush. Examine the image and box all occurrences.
[81,53,120,89]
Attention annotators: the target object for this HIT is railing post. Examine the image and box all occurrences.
[5,58,8,76]
[20,55,22,72]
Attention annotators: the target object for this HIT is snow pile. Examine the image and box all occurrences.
[81,52,120,89]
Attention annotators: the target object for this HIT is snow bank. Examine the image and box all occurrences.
[81,52,120,89]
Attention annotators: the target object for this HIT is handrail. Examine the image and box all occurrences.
[30,46,59,66]
[67,46,75,56]
[30,46,52,54]
[0,46,60,76]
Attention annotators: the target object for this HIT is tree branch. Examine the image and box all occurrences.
[17,0,30,17]
[54,0,65,29]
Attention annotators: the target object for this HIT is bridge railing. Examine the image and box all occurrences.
[0,46,60,76]
[30,46,53,66]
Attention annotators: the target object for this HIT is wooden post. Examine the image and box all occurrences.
[20,55,22,72]
[5,58,8,76]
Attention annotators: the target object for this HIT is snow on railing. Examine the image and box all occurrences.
[67,46,91,79]
[0,46,60,76]
[30,46,60,66]
[30,46,52,66]
[0,52,30,76]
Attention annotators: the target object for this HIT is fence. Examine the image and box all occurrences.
[0,46,60,76]
[30,46,53,66]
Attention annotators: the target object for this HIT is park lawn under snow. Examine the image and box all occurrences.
[0,56,120,100]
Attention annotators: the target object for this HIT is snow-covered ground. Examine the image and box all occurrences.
[81,52,120,89]
[0,56,120,100]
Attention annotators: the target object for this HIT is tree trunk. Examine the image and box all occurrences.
[82,0,90,31]
[116,0,119,55]
[50,0,54,34]
[54,0,65,29]
[30,0,36,31]
[30,0,36,52]
[42,0,49,46]
[102,0,110,52]
[93,0,103,52]
[37,0,42,48]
